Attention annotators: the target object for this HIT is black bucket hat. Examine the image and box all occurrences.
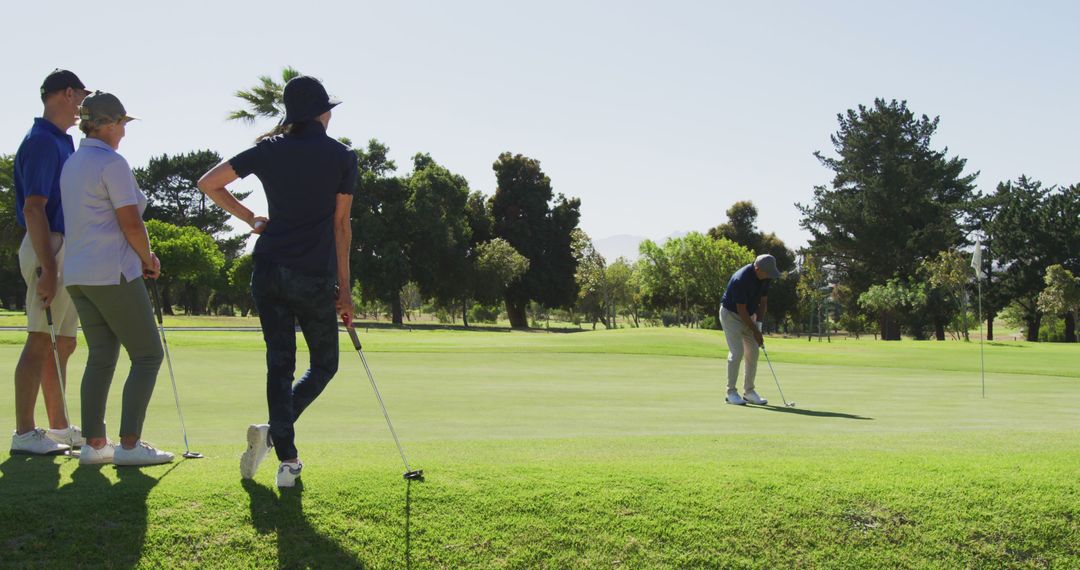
[281,76,340,125]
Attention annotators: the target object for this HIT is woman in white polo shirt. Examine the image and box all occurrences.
[59,91,173,466]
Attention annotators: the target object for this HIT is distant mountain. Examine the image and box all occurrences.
[593,234,647,262]
[593,231,691,262]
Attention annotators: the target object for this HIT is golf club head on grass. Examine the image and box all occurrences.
[183,451,205,459]
[404,469,424,481]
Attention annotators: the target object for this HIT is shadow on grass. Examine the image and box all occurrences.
[405,479,415,570]
[747,404,874,420]
[0,454,171,568]
[243,479,366,568]
[347,321,585,334]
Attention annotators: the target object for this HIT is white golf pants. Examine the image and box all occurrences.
[719,306,759,393]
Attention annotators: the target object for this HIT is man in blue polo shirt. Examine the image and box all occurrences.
[719,254,781,406]
[10,69,89,455]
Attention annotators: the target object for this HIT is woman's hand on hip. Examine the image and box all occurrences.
[250,216,269,235]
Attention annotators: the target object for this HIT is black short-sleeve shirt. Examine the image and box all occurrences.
[229,121,358,274]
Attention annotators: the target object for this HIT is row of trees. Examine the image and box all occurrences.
[0,68,579,328]
[568,202,798,331]
[0,155,22,309]
[798,99,1079,342]
[4,75,1075,341]
[349,146,573,327]
[226,67,583,328]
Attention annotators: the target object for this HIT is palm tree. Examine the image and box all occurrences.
[227,66,303,123]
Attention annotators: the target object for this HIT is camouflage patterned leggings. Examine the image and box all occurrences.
[251,259,339,462]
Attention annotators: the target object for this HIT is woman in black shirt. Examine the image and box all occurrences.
[197,76,358,488]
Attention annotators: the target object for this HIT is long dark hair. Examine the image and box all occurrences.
[255,120,313,142]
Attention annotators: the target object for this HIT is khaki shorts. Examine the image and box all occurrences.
[19,232,79,337]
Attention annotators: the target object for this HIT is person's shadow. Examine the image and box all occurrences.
[405,479,415,570]
[0,455,167,568]
[747,404,874,420]
[243,479,367,568]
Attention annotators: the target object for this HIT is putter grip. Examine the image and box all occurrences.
[347,326,363,351]
[150,281,164,325]
[35,268,54,325]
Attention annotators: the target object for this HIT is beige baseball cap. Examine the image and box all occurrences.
[79,91,139,125]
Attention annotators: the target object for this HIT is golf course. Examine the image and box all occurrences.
[0,323,1076,568]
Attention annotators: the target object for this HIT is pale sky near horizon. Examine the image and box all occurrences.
[3,1,1078,253]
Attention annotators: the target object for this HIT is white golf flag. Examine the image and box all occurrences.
[971,239,986,280]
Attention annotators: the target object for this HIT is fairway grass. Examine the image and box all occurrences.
[0,327,1076,568]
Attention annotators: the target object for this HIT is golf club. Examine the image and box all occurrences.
[761,345,796,407]
[149,279,204,459]
[43,305,75,453]
[345,323,423,481]
[34,268,75,453]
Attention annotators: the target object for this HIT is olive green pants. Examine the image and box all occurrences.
[67,277,164,439]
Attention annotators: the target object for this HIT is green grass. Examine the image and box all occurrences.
[0,326,1077,568]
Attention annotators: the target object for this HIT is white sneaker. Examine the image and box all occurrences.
[47,426,85,448]
[113,441,174,466]
[743,391,769,405]
[726,391,747,406]
[79,441,117,465]
[240,424,273,479]
[10,428,71,456]
[277,461,303,488]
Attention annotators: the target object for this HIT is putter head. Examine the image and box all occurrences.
[403,469,424,481]
[183,451,205,459]
[786,402,797,408]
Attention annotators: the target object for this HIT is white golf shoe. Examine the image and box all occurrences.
[240,424,273,479]
[47,425,85,448]
[743,391,769,405]
[10,428,71,456]
[726,391,747,405]
[277,461,303,488]
[113,441,174,466]
[79,441,117,465]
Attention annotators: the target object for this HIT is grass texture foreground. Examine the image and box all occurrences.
[0,326,1077,568]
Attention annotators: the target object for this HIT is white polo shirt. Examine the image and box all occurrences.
[60,138,148,286]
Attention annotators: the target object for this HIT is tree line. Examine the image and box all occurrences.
[2,72,1076,341]
[798,99,1079,342]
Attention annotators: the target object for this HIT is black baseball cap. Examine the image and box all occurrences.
[40,69,87,97]
[281,76,340,125]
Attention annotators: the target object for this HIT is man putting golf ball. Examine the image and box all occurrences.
[719,254,781,406]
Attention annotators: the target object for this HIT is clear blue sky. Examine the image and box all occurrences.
[3,1,1077,250]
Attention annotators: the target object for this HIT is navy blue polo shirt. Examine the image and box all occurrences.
[229,121,358,274]
[721,263,772,316]
[14,118,75,234]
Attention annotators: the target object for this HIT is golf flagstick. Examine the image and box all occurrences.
[978,277,985,398]
[972,239,986,399]
[344,321,423,481]
[148,279,203,458]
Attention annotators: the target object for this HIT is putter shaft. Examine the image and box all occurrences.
[149,280,201,458]
[347,326,420,479]
[37,268,73,432]
[761,345,794,407]
[43,306,73,440]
